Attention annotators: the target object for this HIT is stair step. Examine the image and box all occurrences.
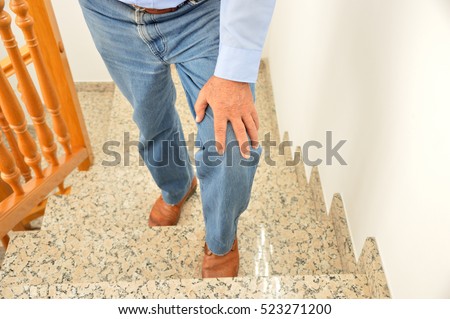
[40,162,343,277]
[45,158,305,230]
[46,190,342,274]
[0,274,371,298]
[0,226,203,287]
[1,211,342,288]
[37,150,343,282]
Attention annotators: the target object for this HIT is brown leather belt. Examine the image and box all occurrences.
[133,1,188,15]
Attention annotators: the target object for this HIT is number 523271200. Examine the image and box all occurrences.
[260,303,332,315]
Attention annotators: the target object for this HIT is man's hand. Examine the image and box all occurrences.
[195,76,259,158]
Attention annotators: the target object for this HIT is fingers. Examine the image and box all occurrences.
[194,90,208,123]
[251,109,260,131]
[214,116,227,155]
[231,119,251,159]
[215,117,257,158]
[242,115,259,149]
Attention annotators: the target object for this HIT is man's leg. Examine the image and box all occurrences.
[177,62,261,255]
[152,0,262,270]
[78,0,195,209]
[79,0,261,276]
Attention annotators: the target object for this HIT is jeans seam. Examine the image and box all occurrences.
[135,10,168,64]
[149,15,168,56]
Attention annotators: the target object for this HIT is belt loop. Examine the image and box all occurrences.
[133,5,144,24]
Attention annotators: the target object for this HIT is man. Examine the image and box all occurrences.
[79,0,275,278]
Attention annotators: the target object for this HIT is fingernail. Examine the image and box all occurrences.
[195,116,199,122]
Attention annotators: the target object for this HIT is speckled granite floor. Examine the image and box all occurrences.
[0,62,374,298]
[1,274,371,299]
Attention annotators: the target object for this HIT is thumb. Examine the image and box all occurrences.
[194,90,208,123]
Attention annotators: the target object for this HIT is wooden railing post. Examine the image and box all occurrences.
[0,106,32,181]
[0,134,25,196]
[10,0,72,157]
[0,0,59,167]
[27,0,93,171]
[0,65,43,179]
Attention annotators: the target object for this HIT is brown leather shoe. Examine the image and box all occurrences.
[202,239,239,278]
[148,177,197,227]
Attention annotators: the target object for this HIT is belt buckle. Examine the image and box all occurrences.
[132,2,188,14]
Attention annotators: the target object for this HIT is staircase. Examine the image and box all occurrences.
[0,62,385,299]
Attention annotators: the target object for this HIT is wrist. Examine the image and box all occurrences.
[211,75,250,87]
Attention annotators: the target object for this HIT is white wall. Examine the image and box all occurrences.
[52,1,112,82]
[268,0,450,298]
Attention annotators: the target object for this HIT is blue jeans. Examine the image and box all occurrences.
[79,0,261,255]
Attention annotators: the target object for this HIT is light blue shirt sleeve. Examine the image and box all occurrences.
[214,0,276,83]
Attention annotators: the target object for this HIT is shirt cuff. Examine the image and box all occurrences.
[214,45,262,83]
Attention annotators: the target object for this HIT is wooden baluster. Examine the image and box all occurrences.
[0,0,58,167]
[0,133,24,196]
[10,0,71,156]
[28,0,93,171]
[0,105,32,181]
[0,65,43,179]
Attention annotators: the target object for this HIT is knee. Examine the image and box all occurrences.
[196,109,261,174]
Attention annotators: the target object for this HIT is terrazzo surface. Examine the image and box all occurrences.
[358,238,391,298]
[309,167,327,219]
[0,274,371,299]
[330,193,358,273]
[0,227,204,286]
[0,62,377,299]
